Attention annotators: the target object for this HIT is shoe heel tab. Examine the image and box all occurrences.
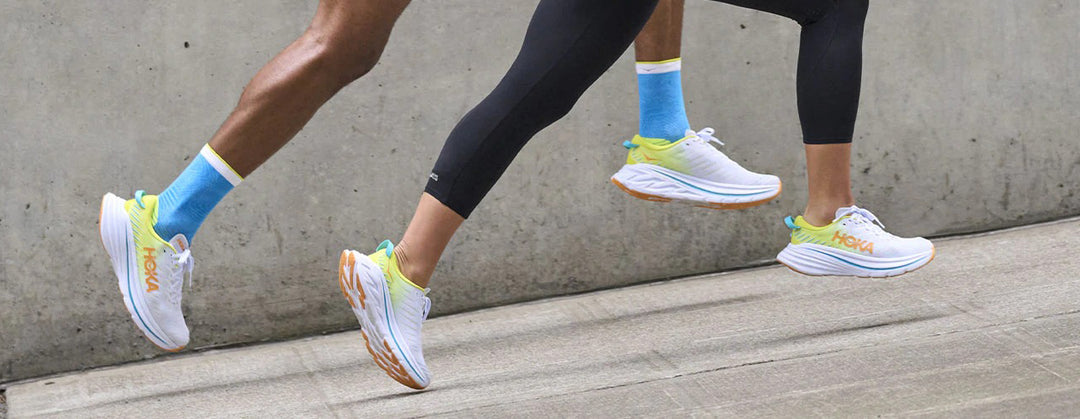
[622,140,639,150]
[784,216,801,230]
[135,190,147,209]
[376,240,394,257]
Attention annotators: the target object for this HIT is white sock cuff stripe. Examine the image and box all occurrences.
[200,144,243,186]
[636,58,681,75]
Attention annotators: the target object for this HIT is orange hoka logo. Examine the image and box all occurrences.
[143,247,160,292]
[832,231,874,254]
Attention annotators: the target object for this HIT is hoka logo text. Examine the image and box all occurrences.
[143,247,160,292]
[832,231,874,254]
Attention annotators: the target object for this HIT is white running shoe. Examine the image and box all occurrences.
[776,206,935,277]
[339,240,431,390]
[611,128,782,209]
[100,191,193,351]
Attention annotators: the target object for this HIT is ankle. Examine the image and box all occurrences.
[392,241,433,289]
[803,200,854,227]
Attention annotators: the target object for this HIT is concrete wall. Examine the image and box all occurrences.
[2,0,1078,383]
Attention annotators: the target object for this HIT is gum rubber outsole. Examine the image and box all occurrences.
[338,250,426,390]
[99,194,184,353]
[777,246,937,278]
[611,177,782,210]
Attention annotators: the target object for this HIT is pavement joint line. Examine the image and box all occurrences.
[688,347,1080,414]
[0,326,361,388]
[480,319,1080,417]
[897,384,1080,417]
[402,310,1080,417]
[638,326,1074,416]
[4,215,1079,394]
[0,260,785,390]
[427,348,857,418]
[928,214,1080,242]
[660,311,1080,411]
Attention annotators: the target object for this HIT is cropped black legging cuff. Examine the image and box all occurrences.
[426,0,868,218]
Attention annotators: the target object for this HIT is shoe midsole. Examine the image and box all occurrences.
[778,242,934,273]
[612,164,779,202]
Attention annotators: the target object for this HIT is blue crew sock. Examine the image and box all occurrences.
[636,58,691,142]
[154,144,243,242]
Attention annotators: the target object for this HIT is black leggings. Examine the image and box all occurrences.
[426,0,868,218]
[722,0,870,143]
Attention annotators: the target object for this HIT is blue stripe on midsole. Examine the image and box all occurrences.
[381,266,424,380]
[126,227,168,346]
[807,247,928,271]
[655,170,774,197]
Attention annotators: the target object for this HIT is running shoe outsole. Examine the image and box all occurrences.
[338,250,429,390]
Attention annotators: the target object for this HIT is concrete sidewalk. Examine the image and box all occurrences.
[6,218,1080,417]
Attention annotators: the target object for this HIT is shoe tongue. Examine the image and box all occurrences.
[168,234,190,253]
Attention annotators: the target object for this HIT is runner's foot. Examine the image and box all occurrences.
[776,206,935,277]
[339,241,432,389]
[611,128,781,209]
[100,191,193,351]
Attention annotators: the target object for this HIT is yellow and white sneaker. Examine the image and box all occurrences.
[99,191,193,351]
[339,241,431,390]
[776,206,935,278]
[611,128,781,209]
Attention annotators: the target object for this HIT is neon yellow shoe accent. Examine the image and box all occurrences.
[624,133,695,172]
[125,194,179,256]
[789,215,875,255]
[367,244,426,307]
[124,194,183,292]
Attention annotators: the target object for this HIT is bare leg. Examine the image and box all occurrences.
[711,1,866,225]
[393,194,464,288]
[802,143,855,226]
[634,0,684,62]
[208,0,411,177]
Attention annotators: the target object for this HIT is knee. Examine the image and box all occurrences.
[493,74,582,130]
[843,0,869,22]
[540,95,578,125]
[526,92,579,131]
[797,0,867,26]
[793,0,836,25]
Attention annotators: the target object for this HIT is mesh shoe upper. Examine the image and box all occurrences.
[125,193,192,348]
[789,206,933,259]
[625,128,780,187]
[368,243,431,381]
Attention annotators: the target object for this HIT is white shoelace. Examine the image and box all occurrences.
[398,292,431,361]
[834,206,889,238]
[396,291,431,327]
[168,249,195,306]
[693,127,725,147]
